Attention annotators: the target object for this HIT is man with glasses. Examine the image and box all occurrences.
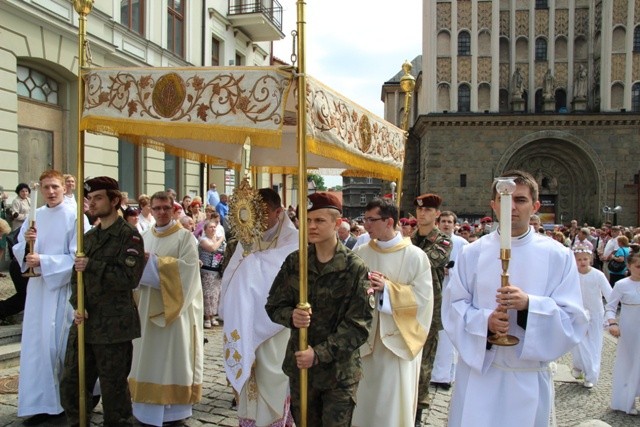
[352,198,433,427]
[410,193,451,426]
[129,191,204,426]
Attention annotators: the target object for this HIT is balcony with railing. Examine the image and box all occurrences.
[227,0,285,42]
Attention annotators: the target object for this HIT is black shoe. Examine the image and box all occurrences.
[415,408,423,427]
[91,394,101,410]
[430,381,452,391]
[23,412,64,426]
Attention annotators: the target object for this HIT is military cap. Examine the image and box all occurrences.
[480,216,493,224]
[307,192,342,213]
[460,224,471,232]
[414,193,442,208]
[84,176,119,193]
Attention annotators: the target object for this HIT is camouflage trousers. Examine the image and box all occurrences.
[60,326,134,427]
[289,378,358,427]
[417,284,442,409]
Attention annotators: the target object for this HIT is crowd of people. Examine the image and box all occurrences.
[0,169,639,426]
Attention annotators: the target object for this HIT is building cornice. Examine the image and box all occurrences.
[412,113,640,135]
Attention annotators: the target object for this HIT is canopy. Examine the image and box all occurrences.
[81,66,405,181]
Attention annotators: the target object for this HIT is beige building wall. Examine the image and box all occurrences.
[0,0,278,203]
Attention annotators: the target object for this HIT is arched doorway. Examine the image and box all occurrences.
[496,132,605,225]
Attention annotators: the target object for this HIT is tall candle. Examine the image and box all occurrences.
[495,178,516,250]
[28,182,38,223]
[499,192,511,249]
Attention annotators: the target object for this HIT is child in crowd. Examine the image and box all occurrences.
[605,248,640,415]
[570,246,612,388]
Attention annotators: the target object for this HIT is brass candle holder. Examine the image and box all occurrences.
[22,182,40,278]
[487,248,519,346]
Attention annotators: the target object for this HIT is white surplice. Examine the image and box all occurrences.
[604,277,640,414]
[14,202,85,416]
[352,233,433,427]
[442,229,588,427]
[130,221,204,426]
[432,233,468,384]
[219,212,298,426]
[570,267,611,385]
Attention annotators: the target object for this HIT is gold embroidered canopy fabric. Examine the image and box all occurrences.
[81,66,405,180]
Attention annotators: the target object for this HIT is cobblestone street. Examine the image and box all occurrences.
[0,274,638,426]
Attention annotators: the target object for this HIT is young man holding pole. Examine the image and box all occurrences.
[266,192,372,427]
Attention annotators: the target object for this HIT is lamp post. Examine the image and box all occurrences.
[602,205,622,225]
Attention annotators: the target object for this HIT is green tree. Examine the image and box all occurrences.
[308,174,326,191]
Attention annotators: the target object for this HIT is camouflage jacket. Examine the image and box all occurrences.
[411,228,452,328]
[265,242,373,390]
[70,216,145,344]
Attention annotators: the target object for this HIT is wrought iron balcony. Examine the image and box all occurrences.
[227,0,285,42]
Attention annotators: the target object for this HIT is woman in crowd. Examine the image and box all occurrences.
[198,214,226,328]
[9,183,30,231]
[189,200,206,224]
[137,194,154,232]
[608,235,631,287]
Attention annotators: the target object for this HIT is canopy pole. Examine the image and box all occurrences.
[399,60,416,208]
[72,2,92,426]
[295,1,310,427]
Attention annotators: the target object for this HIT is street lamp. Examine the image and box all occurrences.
[602,205,622,224]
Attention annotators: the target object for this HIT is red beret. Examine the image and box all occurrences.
[414,193,442,208]
[460,224,471,231]
[480,216,493,223]
[307,192,342,213]
[84,176,119,193]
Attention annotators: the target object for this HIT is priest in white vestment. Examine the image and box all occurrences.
[442,170,588,427]
[353,199,433,427]
[129,192,204,426]
[14,170,88,423]
[220,188,298,427]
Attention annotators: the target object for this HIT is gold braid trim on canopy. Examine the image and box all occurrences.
[81,66,406,181]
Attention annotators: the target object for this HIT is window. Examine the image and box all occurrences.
[632,83,640,112]
[16,65,59,105]
[458,84,471,112]
[458,31,471,56]
[535,0,548,9]
[212,38,220,66]
[535,38,547,61]
[118,140,139,196]
[360,194,366,205]
[460,174,467,188]
[235,52,243,66]
[164,154,179,192]
[634,26,640,52]
[120,0,144,36]
[167,0,184,57]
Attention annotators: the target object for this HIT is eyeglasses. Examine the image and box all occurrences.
[151,206,173,212]
[363,217,386,224]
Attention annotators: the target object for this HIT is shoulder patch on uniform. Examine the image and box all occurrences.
[441,240,450,246]
[126,248,140,256]
[125,256,137,267]
[436,246,447,255]
[131,235,141,242]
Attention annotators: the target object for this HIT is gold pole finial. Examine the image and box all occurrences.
[397,60,415,208]
[73,0,94,15]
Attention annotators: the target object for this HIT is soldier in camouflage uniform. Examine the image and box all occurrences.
[266,192,373,427]
[60,177,145,427]
[410,193,452,426]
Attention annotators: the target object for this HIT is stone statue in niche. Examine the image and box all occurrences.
[511,67,525,99]
[574,65,587,99]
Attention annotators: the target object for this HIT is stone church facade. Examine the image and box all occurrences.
[383,0,640,226]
